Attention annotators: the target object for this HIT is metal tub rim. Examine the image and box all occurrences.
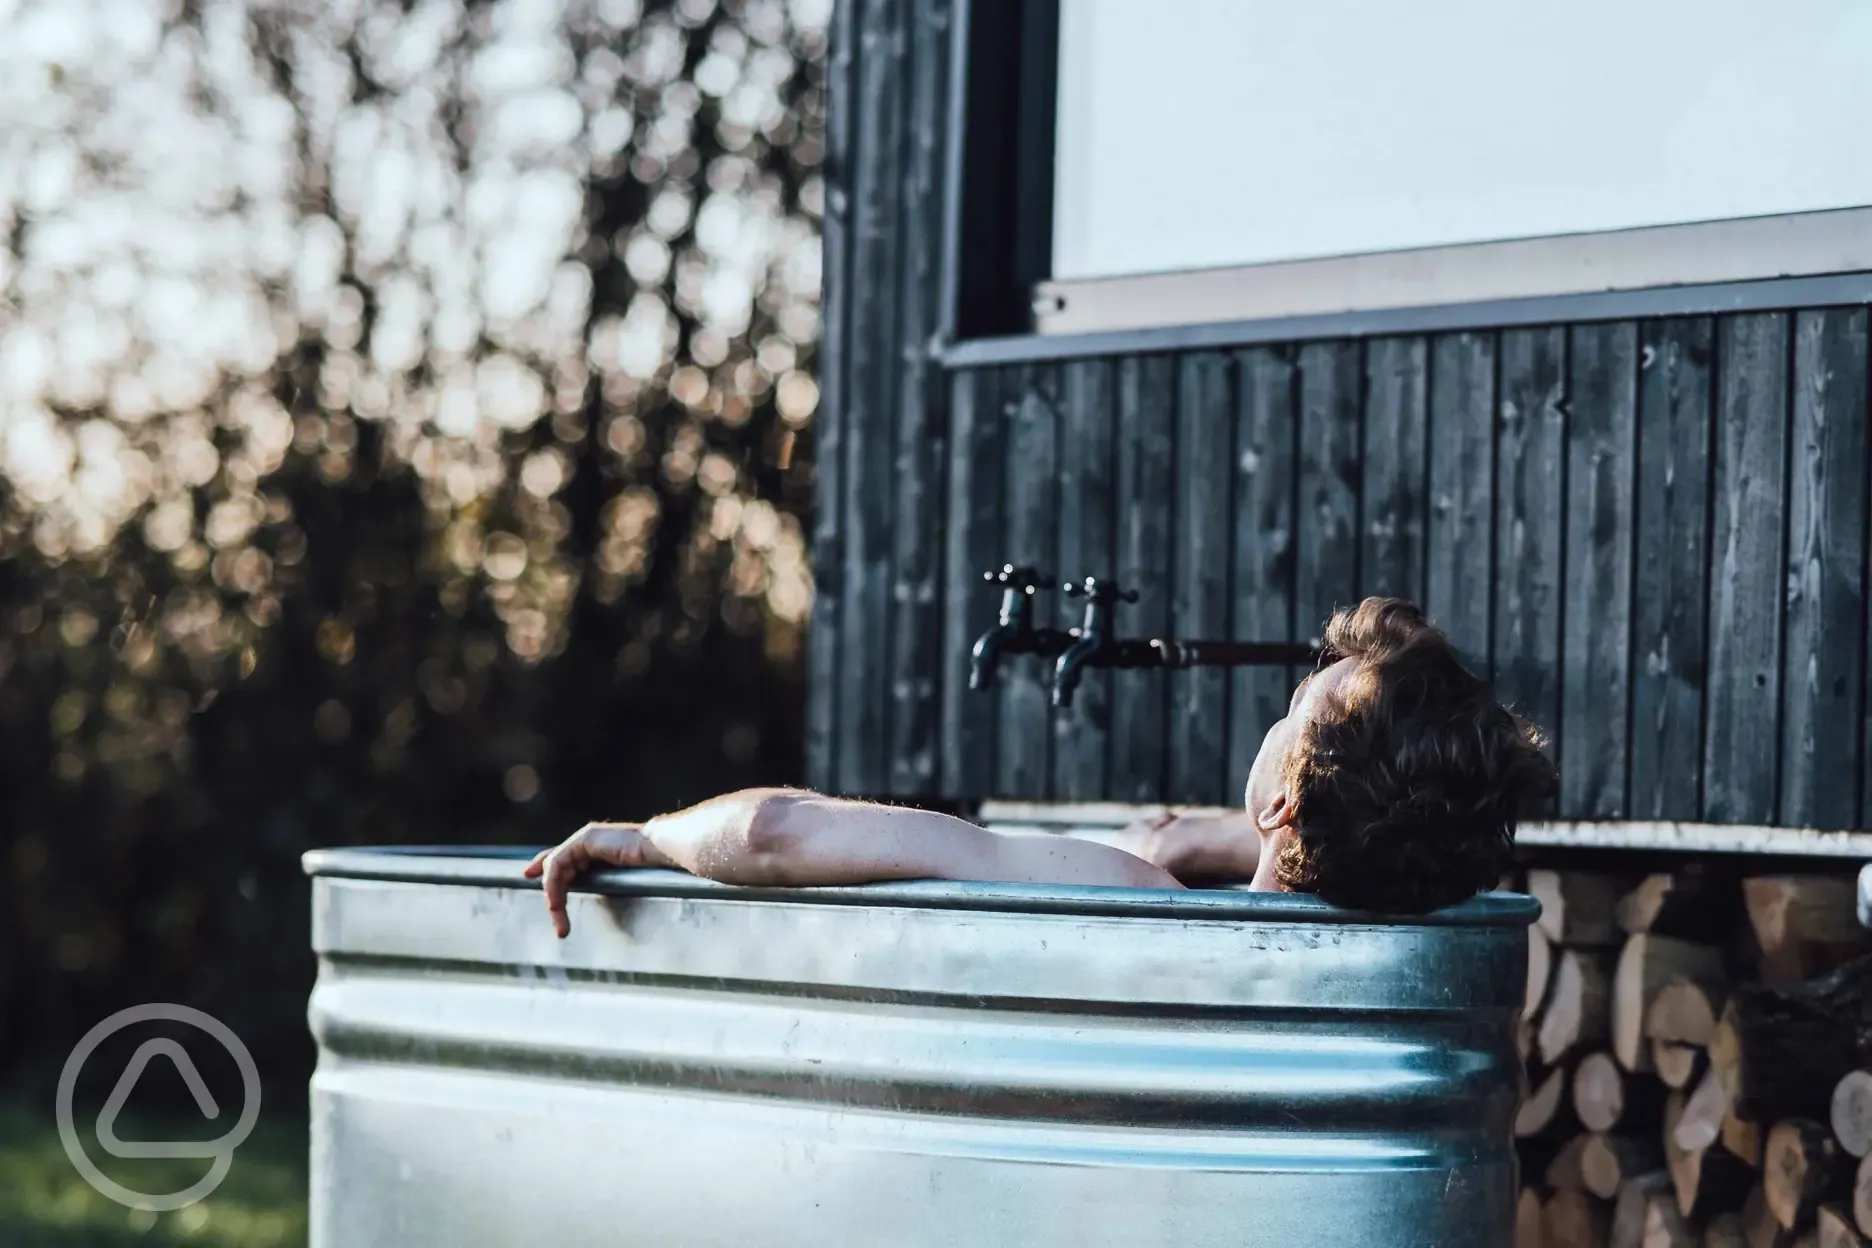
[302,845,1540,928]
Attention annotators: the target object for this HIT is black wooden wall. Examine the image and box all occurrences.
[902,316,1872,819]
[806,0,1872,823]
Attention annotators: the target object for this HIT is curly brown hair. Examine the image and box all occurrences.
[1273,598,1557,913]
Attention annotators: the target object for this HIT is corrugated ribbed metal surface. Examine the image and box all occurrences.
[304,847,1535,1247]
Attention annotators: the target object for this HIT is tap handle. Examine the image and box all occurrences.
[983,564,1050,595]
[1062,576,1139,605]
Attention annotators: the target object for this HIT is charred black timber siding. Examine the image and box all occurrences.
[810,0,1872,822]
[815,305,1872,818]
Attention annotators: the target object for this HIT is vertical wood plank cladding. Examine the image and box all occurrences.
[1560,322,1638,817]
[1360,337,1428,602]
[1052,358,1117,800]
[1295,341,1362,644]
[1169,353,1235,804]
[1782,308,1869,826]
[834,0,908,794]
[1493,329,1567,760]
[1228,346,1299,805]
[1704,313,1792,824]
[804,0,860,791]
[884,0,952,795]
[922,304,1865,817]
[1427,331,1497,671]
[937,366,1003,797]
[996,364,1061,797]
[1108,356,1176,801]
[1629,318,1715,819]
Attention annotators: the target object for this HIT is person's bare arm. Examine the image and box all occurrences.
[1064,810,1263,885]
[523,788,1183,937]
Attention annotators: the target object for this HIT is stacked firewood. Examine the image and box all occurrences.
[1513,867,1872,1248]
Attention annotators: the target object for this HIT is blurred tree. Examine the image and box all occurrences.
[0,0,826,1085]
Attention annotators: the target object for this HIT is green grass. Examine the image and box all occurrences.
[0,1097,307,1247]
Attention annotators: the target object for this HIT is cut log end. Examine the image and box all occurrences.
[1818,1203,1869,1248]
[1534,869,1629,947]
[1618,868,1742,943]
[1745,1183,1796,1248]
[1518,1187,1546,1248]
[1745,876,1871,987]
[1711,1003,1743,1107]
[1852,1153,1872,1240]
[1641,1192,1697,1247]
[1519,1065,1573,1139]
[1676,1066,1730,1154]
[1650,979,1724,1047]
[1612,1172,1673,1248]
[1544,950,1615,1067]
[1832,1072,1872,1160]
[1725,1110,1765,1170]
[1619,873,1675,936]
[1766,1119,1849,1232]
[1704,1211,1745,1248]
[1584,1133,1662,1202]
[1529,922,1556,1021]
[1577,1051,1628,1135]
[1655,1038,1705,1090]
[1668,1086,1754,1222]
[1547,1133,1593,1192]
[1615,935,1725,1072]
[1546,1186,1610,1248]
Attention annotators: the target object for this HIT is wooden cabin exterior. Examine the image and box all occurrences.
[805,0,1872,844]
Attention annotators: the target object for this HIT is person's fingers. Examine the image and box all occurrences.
[543,854,571,938]
[538,846,564,936]
[541,839,590,939]
[528,823,657,937]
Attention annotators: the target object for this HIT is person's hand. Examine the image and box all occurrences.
[523,822,666,938]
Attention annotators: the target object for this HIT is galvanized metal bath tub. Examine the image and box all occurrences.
[304,847,1536,1248]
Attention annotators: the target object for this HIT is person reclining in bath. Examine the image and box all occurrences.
[526,596,1558,933]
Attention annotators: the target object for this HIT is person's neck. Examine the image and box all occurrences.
[1245,827,1291,893]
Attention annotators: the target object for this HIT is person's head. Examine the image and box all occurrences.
[1242,597,1556,912]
